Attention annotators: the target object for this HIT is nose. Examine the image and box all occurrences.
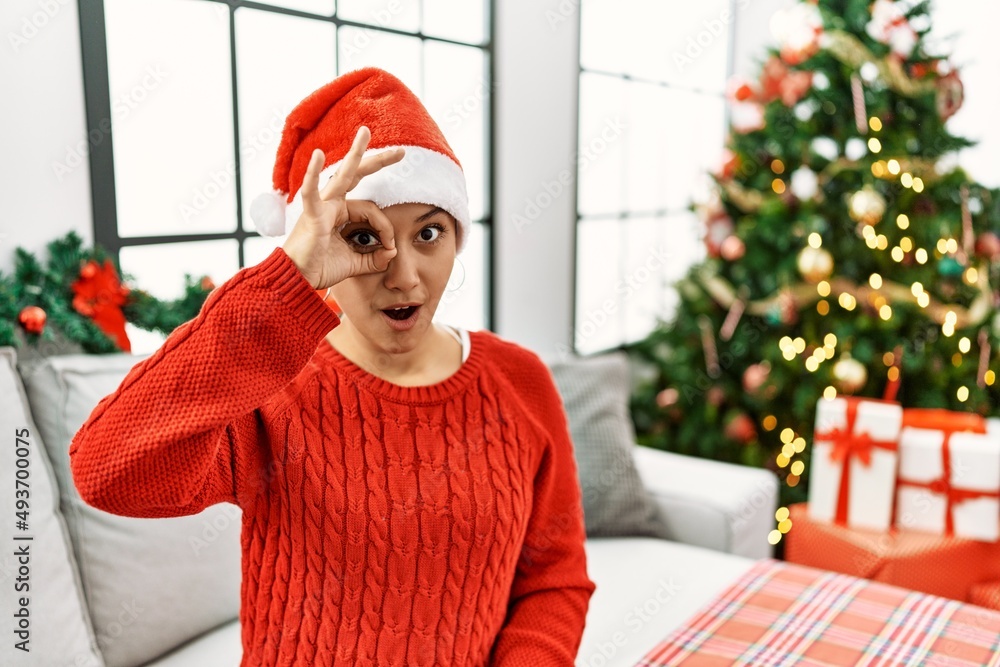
[382,243,419,292]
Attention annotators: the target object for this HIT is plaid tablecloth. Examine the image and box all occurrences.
[636,559,1000,666]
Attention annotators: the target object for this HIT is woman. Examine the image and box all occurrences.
[69,68,596,667]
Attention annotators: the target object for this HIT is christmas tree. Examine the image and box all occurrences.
[626,0,1000,527]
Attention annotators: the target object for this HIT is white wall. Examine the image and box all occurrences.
[1,0,93,268]
[492,0,580,355]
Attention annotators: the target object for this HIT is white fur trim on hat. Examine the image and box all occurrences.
[277,145,471,254]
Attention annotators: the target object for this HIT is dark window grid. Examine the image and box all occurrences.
[79,0,496,329]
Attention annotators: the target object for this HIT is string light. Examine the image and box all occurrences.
[965,267,979,285]
[806,357,820,372]
[952,353,963,367]
[901,173,913,187]
[763,415,778,430]
[896,213,909,229]
[869,273,883,289]
[772,178,786,194]
[808,233,823,248]
[957,386,969,402]
[900,237,913,252]
[869,117,883,131]
[879,304,892,320]
[776,507,790,522]
[825,333,838,347]
[937,239,949,254]
[883,352,895,366]
[771,159,785,174]
[915,248,928,264]
[817,281,831,297]
[777,453,790,467]
[912,177,924,193]
[868,138,882,153]
[817,300,830,315]
[768,530,782,545]
[872,162,886,177]
[888,366,900,382]
[792,437,806,453]
[891,247,904,262]
[823,386,837,399]
[791,461,805,475]
[876,235,888,250]
[987,370,996,386]
[887,159,900,175]
[959,337,971,353]
[839,293,857,310]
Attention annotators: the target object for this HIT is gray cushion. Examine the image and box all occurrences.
[0,347,103,667]
[544,350,672,539]
[19,352,242,667]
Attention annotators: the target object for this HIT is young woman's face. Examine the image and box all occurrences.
[329,202,458,354]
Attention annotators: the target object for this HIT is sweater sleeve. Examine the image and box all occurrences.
[489,366,597,666]
[68,247,341,518]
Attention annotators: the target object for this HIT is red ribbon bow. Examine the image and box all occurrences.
[71,258,131,352]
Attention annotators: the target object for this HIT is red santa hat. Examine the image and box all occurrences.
[250,67,470,254]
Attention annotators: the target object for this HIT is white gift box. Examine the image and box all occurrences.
[808,397,903,531]
[895,418,1000,542]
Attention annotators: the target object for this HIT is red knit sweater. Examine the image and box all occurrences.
[68,247,597,667]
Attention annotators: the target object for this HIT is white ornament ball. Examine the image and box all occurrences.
[790,167,819,200]
[811,137,839,162]
[845,137,867,161]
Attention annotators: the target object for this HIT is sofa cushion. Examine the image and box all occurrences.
[544,351,672,539]
[19,351,242,667]
[140,618,241,667]
[579,537,755,666]
[0,347,103,666]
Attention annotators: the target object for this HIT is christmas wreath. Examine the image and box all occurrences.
[0,231,213,354]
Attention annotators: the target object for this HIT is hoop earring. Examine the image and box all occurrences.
[446,258,466,292]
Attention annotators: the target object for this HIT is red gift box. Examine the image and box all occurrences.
[785,502,1000,603]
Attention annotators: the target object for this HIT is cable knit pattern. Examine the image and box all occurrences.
[67,246,596,667]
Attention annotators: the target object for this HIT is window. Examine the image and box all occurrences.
[574,0,735,354]
[79,0,492,353]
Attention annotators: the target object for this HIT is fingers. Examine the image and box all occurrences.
[322,126,370,200]
[300,149,325,219]
[320,143,406,200]
[345,200,395,251]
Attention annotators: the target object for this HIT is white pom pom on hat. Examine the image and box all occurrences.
[249,67,471,254]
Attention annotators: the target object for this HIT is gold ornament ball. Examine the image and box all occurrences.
[848,186,886,225]
[832,353,868,394]
[796,246,834,283]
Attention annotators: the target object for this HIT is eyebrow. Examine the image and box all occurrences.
[415,206,446,224]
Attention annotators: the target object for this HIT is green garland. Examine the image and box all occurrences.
[0,231,212,354]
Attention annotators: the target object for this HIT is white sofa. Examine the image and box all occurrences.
[0,345,777,667]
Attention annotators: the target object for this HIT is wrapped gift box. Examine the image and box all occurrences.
[895,409,1000,542]
[785,503,1000,603]
[808,396,903,531]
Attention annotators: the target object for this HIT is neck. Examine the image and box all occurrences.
[326,317,452,380]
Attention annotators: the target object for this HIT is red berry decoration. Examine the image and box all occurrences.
[18,305,47,334]
[724,412,757,444]
[975,232,1000,260]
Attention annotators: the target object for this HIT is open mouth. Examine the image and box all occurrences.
[382,305,419,320]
